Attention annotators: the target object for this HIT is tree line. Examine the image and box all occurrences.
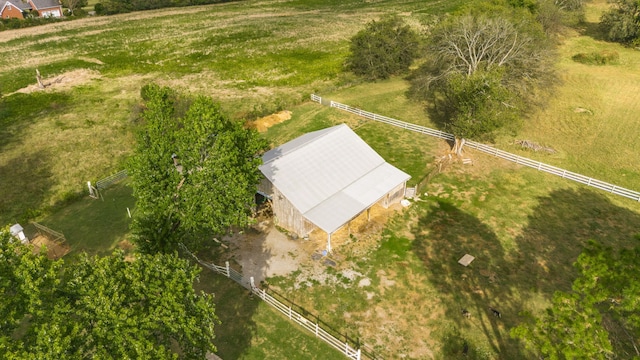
[94,0,236,15]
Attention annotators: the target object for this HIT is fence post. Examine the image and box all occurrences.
[225,261,230,278]
[315,323,319,336]
[356,348,361,360]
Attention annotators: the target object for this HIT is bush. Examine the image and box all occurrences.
[94,3,105,15]
[345,16,420,81]
[571,51,619,65]
[600,0,640,44]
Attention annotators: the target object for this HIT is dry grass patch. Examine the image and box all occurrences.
[30,234,70,259]
[250,110,292,132]
[8,69,102,95]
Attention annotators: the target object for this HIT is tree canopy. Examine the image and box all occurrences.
[94,0,230,15]
[345,16,420,81]
[0,228,218,359]
[600,0,640,45]
[408,10,555,140]
[61,0,88,16]
[512,238,640,359]
[128,84,266,254]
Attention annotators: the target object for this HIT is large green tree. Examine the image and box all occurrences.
[345,16,420,81]
[409,10,555,141]
[61,0,88,15]
[0,228,218,359]
[128,84,266,254]
[600,0,640,45]
[512,238,640,359]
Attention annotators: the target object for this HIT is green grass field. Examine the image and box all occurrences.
[2,0,640,358]
[0,0,466,225]
[262,81,640,358]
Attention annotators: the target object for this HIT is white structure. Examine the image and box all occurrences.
[258,124,410,252]
[10,223,28,244]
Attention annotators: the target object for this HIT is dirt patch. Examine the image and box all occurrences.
[223,223,303,284]
[249,110,292,132]
[7,69,102,96]
[30,234,70,259]
[220,202,404,285]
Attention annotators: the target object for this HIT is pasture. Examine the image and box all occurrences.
[1,0,640,358]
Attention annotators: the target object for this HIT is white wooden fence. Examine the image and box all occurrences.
[180,244,362,360]
[311,95,640,202]
[95,169,128,190]
[249,277,361,360]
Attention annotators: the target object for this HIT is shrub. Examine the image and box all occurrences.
[345,16,420,81]
[571,50,619,65]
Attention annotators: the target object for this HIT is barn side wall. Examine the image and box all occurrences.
[379,181,407,208]
[257,177,273,197]
[269,185,315,237]
[258,179,315,237]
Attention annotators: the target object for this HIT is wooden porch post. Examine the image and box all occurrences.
[327,232,332,253]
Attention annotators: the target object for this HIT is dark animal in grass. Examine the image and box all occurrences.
[462,341,469,356]
[462,309,471,318]
[490,307,501,318]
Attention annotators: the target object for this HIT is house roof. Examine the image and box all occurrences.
[4,0,32,11]
[260,124,410,234]
[30,0,61,9]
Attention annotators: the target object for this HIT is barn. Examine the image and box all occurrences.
[258,124,410,252]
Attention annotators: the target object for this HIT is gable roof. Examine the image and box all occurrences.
[3,0,32,11]
[30,0,60,10]
[260,124,410,234]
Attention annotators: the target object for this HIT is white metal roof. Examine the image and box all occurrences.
[260,124,410,234]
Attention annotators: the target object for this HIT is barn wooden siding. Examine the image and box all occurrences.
[260,178,408,238]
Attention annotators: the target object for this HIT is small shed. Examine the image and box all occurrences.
[10,223,28,244]
[258,124,410,251]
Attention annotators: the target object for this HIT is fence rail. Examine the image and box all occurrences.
[31,222,66,243]
[311,95,640,202]
[95,169,128,190]
[180,244,363,360]
[251,283,361,359]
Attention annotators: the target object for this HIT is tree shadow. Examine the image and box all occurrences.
[192,236,265,359]
[412,199,525,359]
[196,221,359,359]
[513,188,640,296]
[193,265,262,359]
[0,92,72,154]
[575,20,609,42]
[412,188,640,358]
[0,149,54,225]
[40,183,136,257]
